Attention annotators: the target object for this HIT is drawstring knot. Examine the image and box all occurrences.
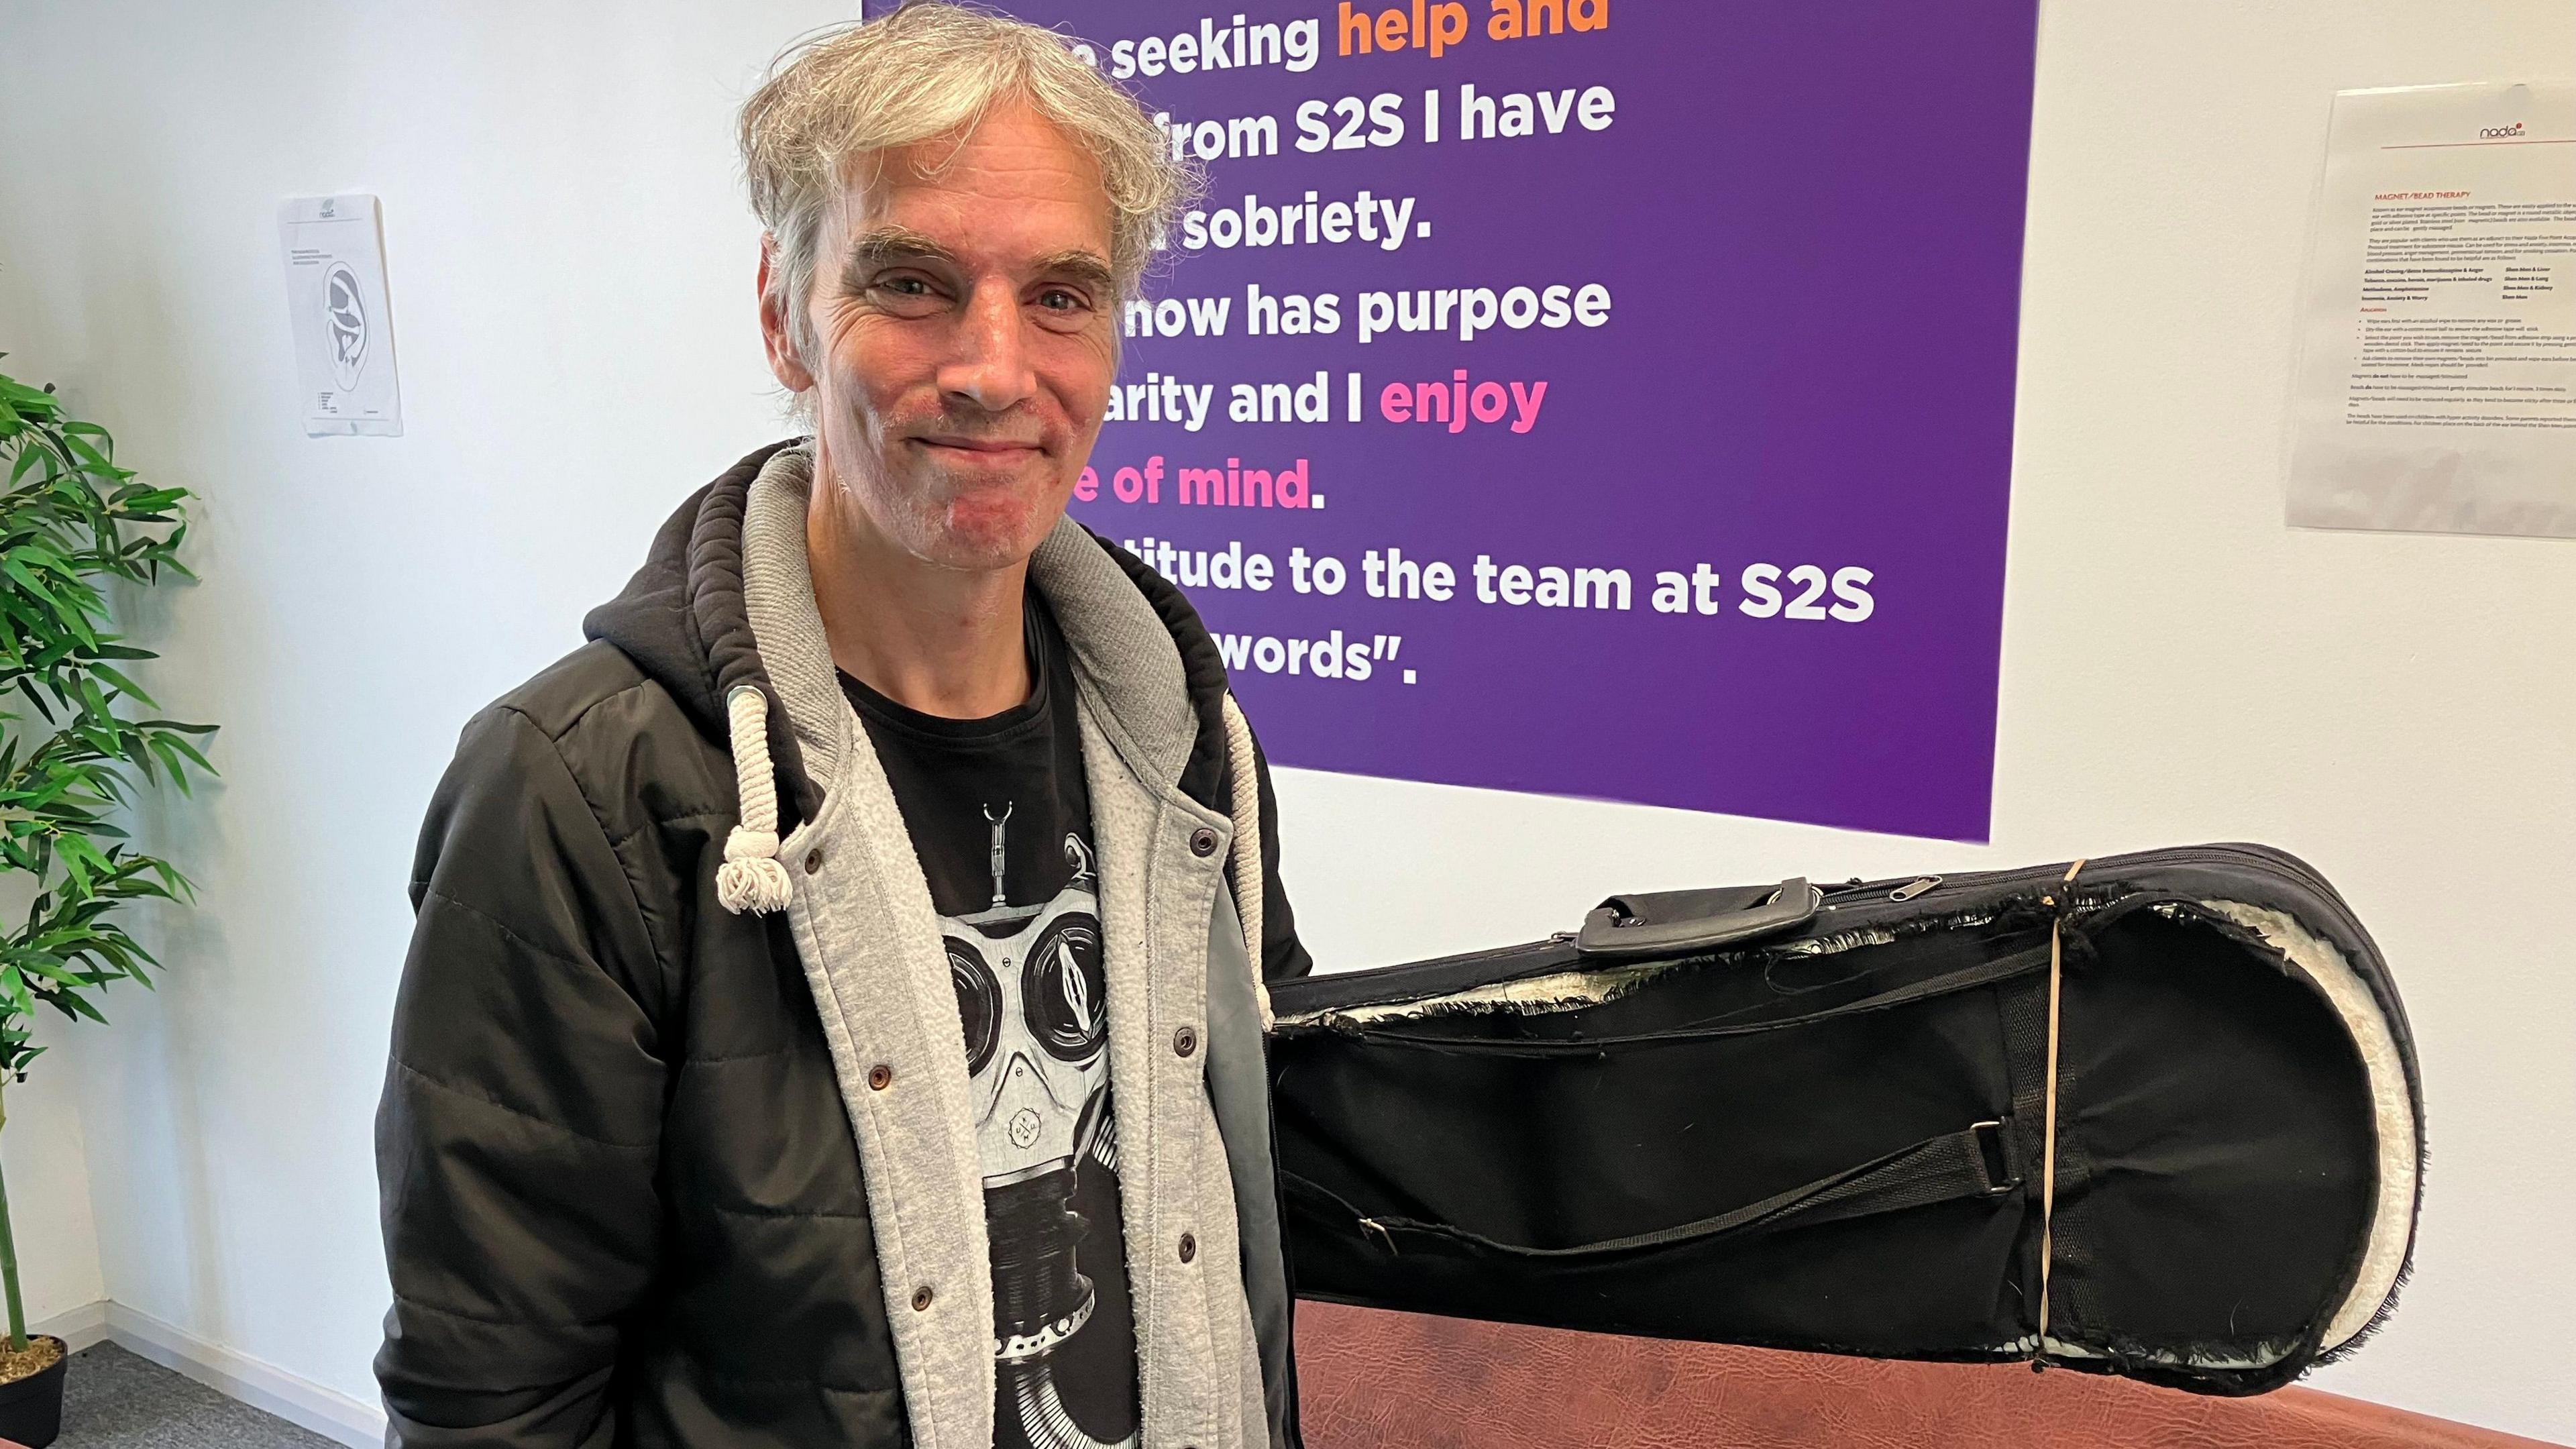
[716,685,794,915]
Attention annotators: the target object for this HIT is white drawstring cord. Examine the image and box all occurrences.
[716,685,794,916]
[1220,694,1273,1031]
[718,676,1261,1009]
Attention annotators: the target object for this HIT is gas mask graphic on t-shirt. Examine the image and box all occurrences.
[949,804,1110,1186]
[943,804,1133,1449]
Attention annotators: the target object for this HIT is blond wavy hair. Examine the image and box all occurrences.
[739,1,1193,369]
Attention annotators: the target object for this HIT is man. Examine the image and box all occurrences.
[374,7,1309,1447]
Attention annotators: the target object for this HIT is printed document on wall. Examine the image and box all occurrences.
[278,195,402,437]
[2288,83,2575,537]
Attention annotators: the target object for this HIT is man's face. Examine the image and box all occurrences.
[761,101,1118,572]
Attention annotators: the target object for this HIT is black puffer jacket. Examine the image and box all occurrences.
[374,441,1309,1446]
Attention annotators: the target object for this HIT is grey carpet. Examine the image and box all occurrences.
[52,1342,341,1449]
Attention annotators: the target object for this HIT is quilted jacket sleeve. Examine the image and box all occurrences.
[375,705,669,1448]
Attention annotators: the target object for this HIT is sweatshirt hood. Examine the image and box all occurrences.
[583,438,820,822]
[581,439,1240,830]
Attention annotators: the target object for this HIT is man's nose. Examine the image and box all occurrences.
[937,277,1037,415]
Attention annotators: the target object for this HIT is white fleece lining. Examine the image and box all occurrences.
[2197,900,2416,1351]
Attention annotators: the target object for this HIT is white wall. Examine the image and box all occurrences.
[1,1014,107,1329]
[0,0,2569,1441]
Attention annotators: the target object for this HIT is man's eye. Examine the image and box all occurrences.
[1036,289,1088,313]
[865,275,948,317]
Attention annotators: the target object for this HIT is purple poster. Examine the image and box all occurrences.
[883,1,2038,841]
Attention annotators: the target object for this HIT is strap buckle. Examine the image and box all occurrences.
[1972,1120,2021,1195]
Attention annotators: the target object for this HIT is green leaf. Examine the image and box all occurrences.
[51,989,110,1024]
[90,662,157,708]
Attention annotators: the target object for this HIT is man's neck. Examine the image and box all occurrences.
[806,468,1032,721]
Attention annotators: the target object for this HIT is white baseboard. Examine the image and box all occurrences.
[26,1300,389,1449]
[25,1300,111,1354]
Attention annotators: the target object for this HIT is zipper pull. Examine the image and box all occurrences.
[1889,875,1943,902]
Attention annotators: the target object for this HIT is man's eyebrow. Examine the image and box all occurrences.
[1028,248,1116,295]
[839,227,957,285]
[838,232,1114,299]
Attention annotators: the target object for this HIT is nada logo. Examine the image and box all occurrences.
[2479,122,2525,139]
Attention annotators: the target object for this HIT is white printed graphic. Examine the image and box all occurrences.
[943,805,1132,1449]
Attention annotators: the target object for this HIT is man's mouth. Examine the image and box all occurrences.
[915,434,1043,458]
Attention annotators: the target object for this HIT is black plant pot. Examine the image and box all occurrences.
[0,1337,68,1449]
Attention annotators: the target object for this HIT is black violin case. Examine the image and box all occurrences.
[1266,844,2420,1395]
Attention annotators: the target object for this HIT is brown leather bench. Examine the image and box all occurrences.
[1295,1302,2563,1448]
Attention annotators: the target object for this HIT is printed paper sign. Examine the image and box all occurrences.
[873,2,2039,840]
[2288,83,2576,539]
[278,194,402,437]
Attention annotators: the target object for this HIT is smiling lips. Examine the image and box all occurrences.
[917,433,1044,460]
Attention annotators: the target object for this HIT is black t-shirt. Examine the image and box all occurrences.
[841,597,1140,1449]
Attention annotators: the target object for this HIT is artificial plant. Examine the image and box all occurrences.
[0,359,213,1355]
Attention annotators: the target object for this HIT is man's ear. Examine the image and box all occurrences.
[756,233,817,394]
